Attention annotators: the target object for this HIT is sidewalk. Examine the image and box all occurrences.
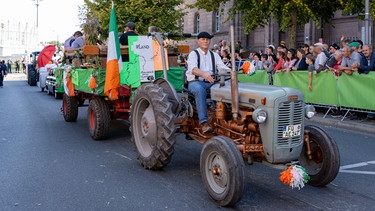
[4,73,27,81]
[307,112,375,135]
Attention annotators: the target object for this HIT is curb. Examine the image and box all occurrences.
[306,115,375,135]
[4,73,27,81]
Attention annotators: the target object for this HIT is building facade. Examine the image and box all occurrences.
[0,19,41,59]
[182,0,373,53]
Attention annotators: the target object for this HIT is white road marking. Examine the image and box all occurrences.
[339,170,375,175]
[340,160,375,170]
[114,152,132,160]
[339,160,375,175]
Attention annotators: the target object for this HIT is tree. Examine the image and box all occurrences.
[83,0,185,39]
[191,0,344,49]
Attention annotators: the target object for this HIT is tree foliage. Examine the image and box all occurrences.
[341,0,375,19]
[83,0,185,39]
[193,0,343,32]
[191,0,373,48]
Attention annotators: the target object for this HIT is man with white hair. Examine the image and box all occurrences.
[353,44,375,74]
[313,43,328,71]
[212,44,220,54]
[338,46,362,75]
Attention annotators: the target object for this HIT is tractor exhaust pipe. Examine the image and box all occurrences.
[230,25,239,120]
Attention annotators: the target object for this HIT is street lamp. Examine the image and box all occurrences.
[365,0,370,45]
[32,0,42,28]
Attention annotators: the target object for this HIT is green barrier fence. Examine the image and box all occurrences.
[273,71,338,106]
[238,70,269,84]
[337,72,375,111]
[246,70,374,111]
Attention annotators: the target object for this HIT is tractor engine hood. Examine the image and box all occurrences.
[210,81,303,107]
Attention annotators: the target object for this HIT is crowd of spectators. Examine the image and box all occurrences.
[210,35,375,120]
[212,36,374,82]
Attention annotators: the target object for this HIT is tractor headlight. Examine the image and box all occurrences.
[252,109,267,123]
[305,105,316,119]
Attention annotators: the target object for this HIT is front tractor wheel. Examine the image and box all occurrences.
[62,94,78,122]
[130,83,176,170]
[299,125,340,187]
[200,136,245,207]
[87,98,111,140]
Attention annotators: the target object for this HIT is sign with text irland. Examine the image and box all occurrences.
[120,36,169,87]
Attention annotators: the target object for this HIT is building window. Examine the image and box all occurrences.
[179,18,184,33]
[215,10,221,32]
[195,14,200,33]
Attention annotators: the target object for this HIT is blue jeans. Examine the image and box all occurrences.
[188,81,214,124]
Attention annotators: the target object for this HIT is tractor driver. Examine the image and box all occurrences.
[186,32,231,134]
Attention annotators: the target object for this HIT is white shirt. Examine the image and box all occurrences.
[186,48,229,82]
[314,51,327,69]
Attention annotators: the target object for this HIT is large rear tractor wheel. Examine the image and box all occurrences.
[29,70,37,86]
[200,136,245,207]
[62,94,78,122]
[87,98,111,140]
[299,125,340,187]
[130,83,176,170]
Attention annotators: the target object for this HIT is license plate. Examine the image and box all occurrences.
[282,124,301,138]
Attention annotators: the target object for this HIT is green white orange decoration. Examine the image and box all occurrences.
[279,165,310,189]
[104,2,122,100]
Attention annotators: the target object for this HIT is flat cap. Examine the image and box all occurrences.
[197,32,213,39]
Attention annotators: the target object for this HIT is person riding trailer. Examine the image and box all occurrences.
[186,32,231,134]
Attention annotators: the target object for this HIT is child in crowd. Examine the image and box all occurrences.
[261,54,274,85]
[274,51,286,72]
[284,49,297,73]
[305,54,316,92]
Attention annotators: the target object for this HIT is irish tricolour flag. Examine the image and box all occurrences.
[104,2,122,100]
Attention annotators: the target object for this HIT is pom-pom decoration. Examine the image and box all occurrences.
[88,75,97,89]
[279,165,310,189]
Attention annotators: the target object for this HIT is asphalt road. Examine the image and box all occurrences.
[1,78,375,210]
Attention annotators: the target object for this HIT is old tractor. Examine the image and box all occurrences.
[130,30,340,206]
